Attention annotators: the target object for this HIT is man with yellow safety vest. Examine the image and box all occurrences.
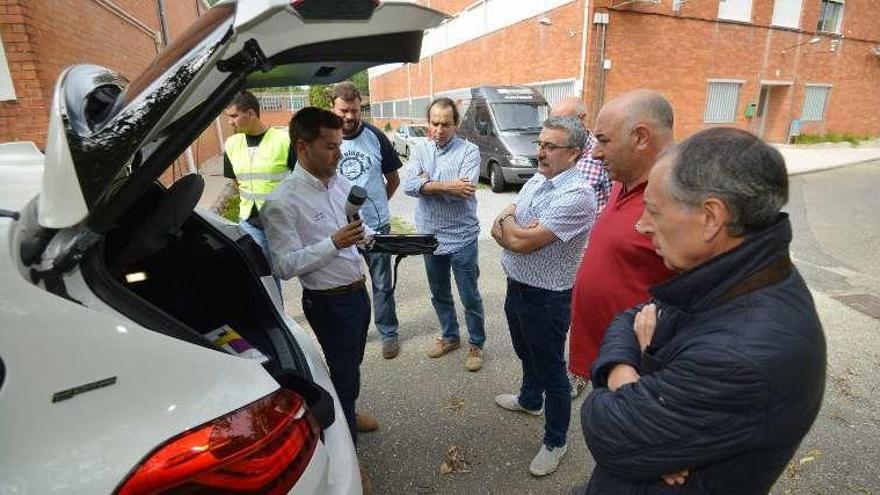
[223,91,295,261]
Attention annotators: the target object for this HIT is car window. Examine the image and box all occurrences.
[410,126,427,137]
[491,103,544,132]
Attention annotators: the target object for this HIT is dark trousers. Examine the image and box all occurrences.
[504,278,572,448]
[302,286,370,445]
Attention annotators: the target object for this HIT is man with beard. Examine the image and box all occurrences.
[330,82,404,364]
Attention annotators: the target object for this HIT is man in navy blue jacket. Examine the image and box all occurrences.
[579,127,826,494]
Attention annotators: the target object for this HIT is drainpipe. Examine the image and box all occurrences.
[93,0,162,52]
[578,0,589,98]
[156,0,171,46]
[591,12,609,124]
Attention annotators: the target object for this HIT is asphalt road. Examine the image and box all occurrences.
[281,161,880,494]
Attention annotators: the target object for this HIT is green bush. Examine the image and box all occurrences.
[795,132,873,146]
[384,122,392,132]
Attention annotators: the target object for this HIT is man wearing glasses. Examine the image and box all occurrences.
[490,116,597,476]
[404,97,486,372]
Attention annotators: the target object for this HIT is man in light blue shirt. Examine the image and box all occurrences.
[491,116,597,477]
[404,97,486,372]
[330,82,404,362]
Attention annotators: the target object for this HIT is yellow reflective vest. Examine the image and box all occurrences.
[224,127,291,221]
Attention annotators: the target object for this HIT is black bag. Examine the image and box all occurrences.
[363,234,438,290]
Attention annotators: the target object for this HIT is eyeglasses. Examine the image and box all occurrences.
[533,140,577,152]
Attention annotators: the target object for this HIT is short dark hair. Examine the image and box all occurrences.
[667,127,788,236]
[289,106,343,145]
[230,90,260,117]
[329,81,361,105]
[427,97,460,125]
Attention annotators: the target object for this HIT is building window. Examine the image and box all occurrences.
[718,0,753,22]
[0,34,16,101]
[703,80,743,123]
[771,0,803,29]
[801,85,831,121]
[372,102,383,119]
[817,0,844,33]
[411,97,430,120]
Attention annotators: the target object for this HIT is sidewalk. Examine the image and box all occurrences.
[775,142,880,175]
[195,142,880,215]
[195,154,233,213]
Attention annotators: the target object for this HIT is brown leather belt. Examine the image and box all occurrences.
[304,276,366,296]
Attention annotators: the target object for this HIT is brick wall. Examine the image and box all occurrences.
[371,0,880,143]
[371,0,587,130]
[0,0,228,184]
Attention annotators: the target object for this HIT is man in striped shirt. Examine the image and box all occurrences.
[491,116,597,476]
[550,97,611,212]
[403,97,486,372]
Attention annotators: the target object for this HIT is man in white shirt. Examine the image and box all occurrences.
[262,107,375,458]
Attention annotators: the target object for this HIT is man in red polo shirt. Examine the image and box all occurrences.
[567,89,676,397]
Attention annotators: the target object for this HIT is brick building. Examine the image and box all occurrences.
[0,0,228,181]
[369,0,880,143]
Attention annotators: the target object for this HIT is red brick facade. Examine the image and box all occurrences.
[0,0,229,183]
[371,0,880,143]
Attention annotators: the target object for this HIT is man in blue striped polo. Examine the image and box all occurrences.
[403,97,486,372]
[490,116,597,477]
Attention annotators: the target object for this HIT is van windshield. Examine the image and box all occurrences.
[491,103,547,132]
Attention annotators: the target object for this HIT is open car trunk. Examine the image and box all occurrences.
[81,175,308,380]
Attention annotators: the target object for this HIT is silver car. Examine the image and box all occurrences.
[392,123,429,157]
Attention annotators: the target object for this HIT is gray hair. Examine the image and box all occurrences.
[542,115,587,151]
[665,127,788,237]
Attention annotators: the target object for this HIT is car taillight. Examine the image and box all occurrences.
[116,389,319,494]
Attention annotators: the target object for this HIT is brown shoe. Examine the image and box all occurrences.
[465,345,482,372]
[356,412,379,432]
[360,467,372,495]
[426,337,460,358]
[382,339,400,359]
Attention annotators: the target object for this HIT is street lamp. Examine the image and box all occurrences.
[781,36,821,53]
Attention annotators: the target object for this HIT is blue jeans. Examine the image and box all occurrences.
[239,219,282,295]
[504,278,572,448]
[364,224,399,342]
[239,219,269,258]
[423,240,486,348]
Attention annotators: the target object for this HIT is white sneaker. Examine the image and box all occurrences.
[494,394,543,416]
[529,443,568,476]
[568,371,588,399]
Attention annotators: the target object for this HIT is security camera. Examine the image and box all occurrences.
[538,17,552,26]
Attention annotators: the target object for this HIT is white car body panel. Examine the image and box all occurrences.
[39,82,89,228]
[0,163,359,494]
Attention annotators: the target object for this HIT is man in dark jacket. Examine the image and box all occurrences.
[579,127,826,494]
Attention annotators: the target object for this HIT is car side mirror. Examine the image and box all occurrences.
[477,121,489,135]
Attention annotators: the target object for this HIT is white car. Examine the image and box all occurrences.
[392,124,429,157]
[0,1,443,494]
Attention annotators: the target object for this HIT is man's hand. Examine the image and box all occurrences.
[661,469,689,486]
[331,219,365,249]
[446,177,476,198]
[634,303,657,352]
[607,364,640,391]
